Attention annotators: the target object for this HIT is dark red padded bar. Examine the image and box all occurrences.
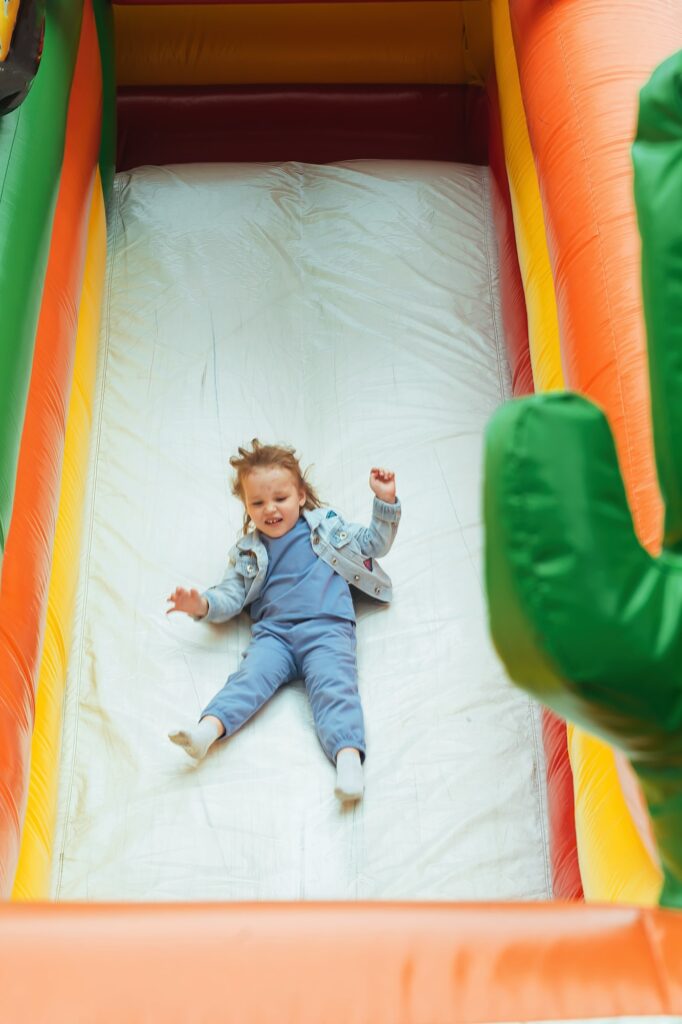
[116,85,487,169]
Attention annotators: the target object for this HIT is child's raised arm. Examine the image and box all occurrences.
[369,467,396,505]
[348,468,400,558]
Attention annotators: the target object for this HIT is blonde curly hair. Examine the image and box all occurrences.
[230,438,324,534]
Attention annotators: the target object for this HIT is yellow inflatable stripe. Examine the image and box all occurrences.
[0,0,20,63]
[490,0,563,393]
[114,2,492,87]
[492,0,660,905]
[567,726,662,904]
[12,172,106,901]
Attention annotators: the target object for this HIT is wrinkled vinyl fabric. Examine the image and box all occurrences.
[52,161,551,901]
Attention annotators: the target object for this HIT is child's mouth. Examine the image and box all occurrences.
[265,518,282,526]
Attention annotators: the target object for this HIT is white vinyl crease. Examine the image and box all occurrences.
[52,161,551,901]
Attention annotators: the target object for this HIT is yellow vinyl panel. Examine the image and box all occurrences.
[0,0,20,62]
[114,1,492,86]
[567,726,662,905]
[490,0,562,393]
[12,173,106,901]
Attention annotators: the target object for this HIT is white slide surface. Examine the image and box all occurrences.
[52,161,551,901]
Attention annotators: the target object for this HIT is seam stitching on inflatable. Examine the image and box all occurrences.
[481,165,508,403]
[527,691,553,898]
[53,176,121,897]
[0,112,21,205]
[506,402,568,898]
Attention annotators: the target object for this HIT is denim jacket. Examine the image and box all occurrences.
[201,496,401,623]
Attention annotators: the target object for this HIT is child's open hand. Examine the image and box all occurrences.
[166,587,208,619]
[369,467,396,504]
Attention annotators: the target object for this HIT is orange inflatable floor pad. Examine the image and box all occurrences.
[1,902,681,1020]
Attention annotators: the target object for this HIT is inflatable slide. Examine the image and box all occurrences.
[0,0,681,1019]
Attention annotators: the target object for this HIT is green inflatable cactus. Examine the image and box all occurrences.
[484,50,682,908]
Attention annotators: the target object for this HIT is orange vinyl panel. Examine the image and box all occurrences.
[113,2,493,86]
[0,0,101,897]
[508,0,682,553]
[0,902,681,1019]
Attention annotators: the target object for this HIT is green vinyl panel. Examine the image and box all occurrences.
[0,0,84,573]
[92,0,115,202]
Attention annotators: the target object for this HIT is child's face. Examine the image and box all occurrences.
[242,466,306,539]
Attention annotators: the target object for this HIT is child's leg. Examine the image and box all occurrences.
[297,620,365,801]
[169,626,296,761]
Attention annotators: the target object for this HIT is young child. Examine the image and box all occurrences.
[167,439,400,802]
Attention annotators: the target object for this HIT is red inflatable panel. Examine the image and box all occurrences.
[542,709,584,900]
[116,85,488,168]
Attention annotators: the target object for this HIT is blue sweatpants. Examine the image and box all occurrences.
[201,617,365,763]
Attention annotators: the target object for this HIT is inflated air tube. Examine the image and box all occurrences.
[0,0,101,899]
[0,0,681,1019]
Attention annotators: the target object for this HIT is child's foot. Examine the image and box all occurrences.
[334,748,364,802]
[168,718,223,761]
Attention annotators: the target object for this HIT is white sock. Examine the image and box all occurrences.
[168,718,223,761]
[334,749,364,802]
